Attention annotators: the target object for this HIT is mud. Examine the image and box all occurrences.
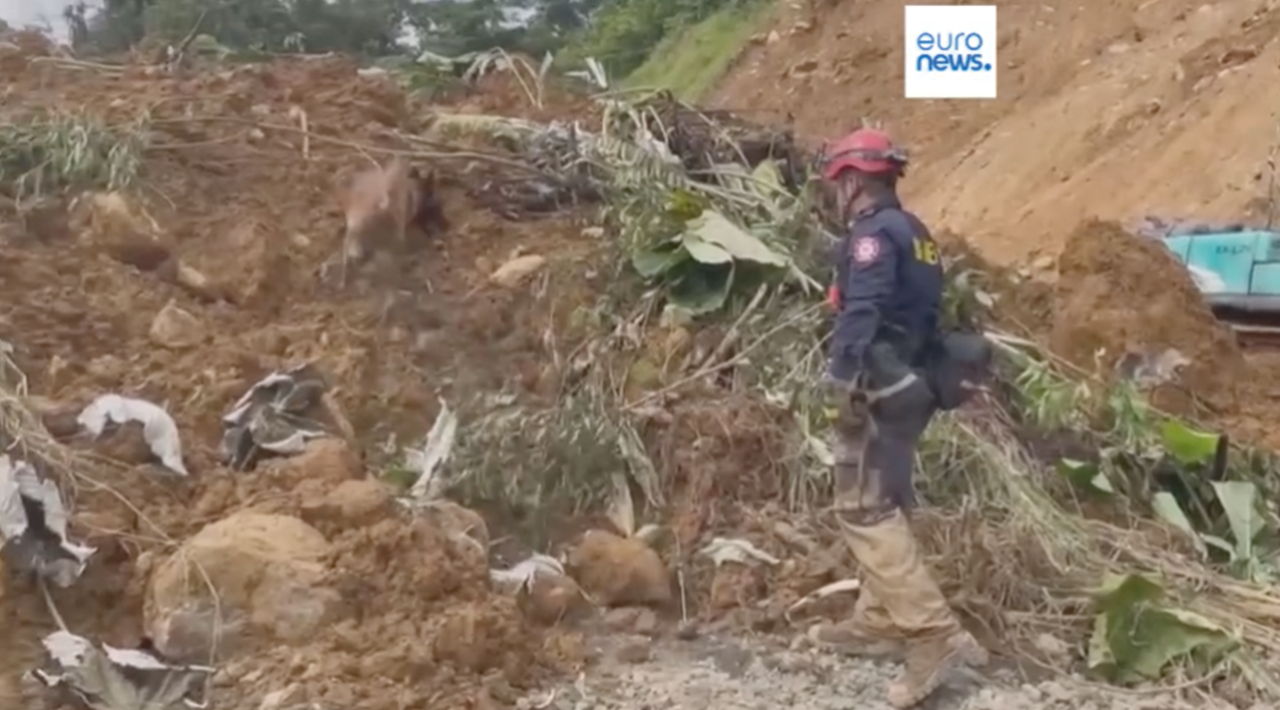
[0,46,603,710]
[1050,218,1243,409]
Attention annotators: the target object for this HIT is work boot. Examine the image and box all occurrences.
[886,629,989,708]
[806,621,904,659]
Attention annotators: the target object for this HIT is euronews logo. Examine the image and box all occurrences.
[904,5,998,99]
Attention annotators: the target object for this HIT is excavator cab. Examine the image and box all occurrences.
[1158,228,1280,340]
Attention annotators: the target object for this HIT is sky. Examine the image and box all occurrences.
[1,0,73,38]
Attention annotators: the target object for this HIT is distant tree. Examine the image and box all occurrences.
[59,0,701,78]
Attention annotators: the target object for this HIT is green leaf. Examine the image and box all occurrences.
[666,189,705,221]
[682,237,734,265]
[1151,492,1206,555]
[682,209,787,267]
[1057,458,1113,494]
[1211,481,1263,556]
[632,241,689,278]
[667,262,733,315]
[1122,608,1233,680]
[1088,574,1233,684]
[750,159,783,195]
[1160,420,1222,466]
[1094,572,1165,610]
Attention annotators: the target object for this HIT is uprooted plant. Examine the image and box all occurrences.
[428,87,821,316]
[0,111,149,201]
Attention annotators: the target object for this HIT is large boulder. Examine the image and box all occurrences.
[144,512,340,661]
[566,530,671,607]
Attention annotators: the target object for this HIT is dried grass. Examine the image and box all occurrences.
[913,404,1280,695]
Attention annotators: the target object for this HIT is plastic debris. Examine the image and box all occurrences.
[220,363,331,471]
[78,394,187,475]
[697,537,781,567]
[406,399,458,503]
[31,630,213,710]
[1115,347,1191,389]
[785,578,863,621]
[490,553,565,594]
[0,455,96,587]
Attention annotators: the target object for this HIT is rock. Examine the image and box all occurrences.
[163,260,229,303]
[1031,631,1073,665]
[258,684,301,710]
[419,499,490,551]
[145,512,341,661]
[188,220,292,308]
[789,59,819,76]
[1030,255,1055,271]
[489,255,546,288]
[149,301,205,349]
[604,607,659,636]
[767,30,782,43]
[519,573,592,625]
[612,636,652,664]
[604,606,640,631]
[70,192,173,271]
[566,530,671,607]
[709,563,767,611]
[299,479,393,528]
[632,607,659,636]
[675,619,699,640]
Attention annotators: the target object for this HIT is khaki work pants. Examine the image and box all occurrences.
[832,378,958,639]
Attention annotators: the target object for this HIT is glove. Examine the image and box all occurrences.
[818,372,860,395]
[818,371,866,425]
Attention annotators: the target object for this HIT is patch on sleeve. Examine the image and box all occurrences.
[851,236,881,264]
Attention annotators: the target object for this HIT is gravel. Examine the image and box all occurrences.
[526,632,1251,710]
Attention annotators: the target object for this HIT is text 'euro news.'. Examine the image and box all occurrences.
[904,5,998,100]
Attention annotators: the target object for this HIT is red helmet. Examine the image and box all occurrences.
[820,128,907,181]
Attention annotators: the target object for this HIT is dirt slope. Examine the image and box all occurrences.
[0,43,601,709]
[713,0,1280,267]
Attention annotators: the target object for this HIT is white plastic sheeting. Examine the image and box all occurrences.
[33,630,213,710]
[0,455,96,587]
[78,394,188,475]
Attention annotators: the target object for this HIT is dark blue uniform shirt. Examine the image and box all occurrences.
[828,195,944,381]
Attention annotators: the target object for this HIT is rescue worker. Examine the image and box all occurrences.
[808,127,989,708]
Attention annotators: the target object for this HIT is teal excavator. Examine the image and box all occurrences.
[1142,218,1280,344]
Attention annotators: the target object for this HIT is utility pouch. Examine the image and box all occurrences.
[922,331,994,411]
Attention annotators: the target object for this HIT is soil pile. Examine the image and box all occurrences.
[0,49,605,710]
[712,0,1280,268]
[1050,219,1242,408]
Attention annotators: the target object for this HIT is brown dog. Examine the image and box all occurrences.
[333,156,447,282]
